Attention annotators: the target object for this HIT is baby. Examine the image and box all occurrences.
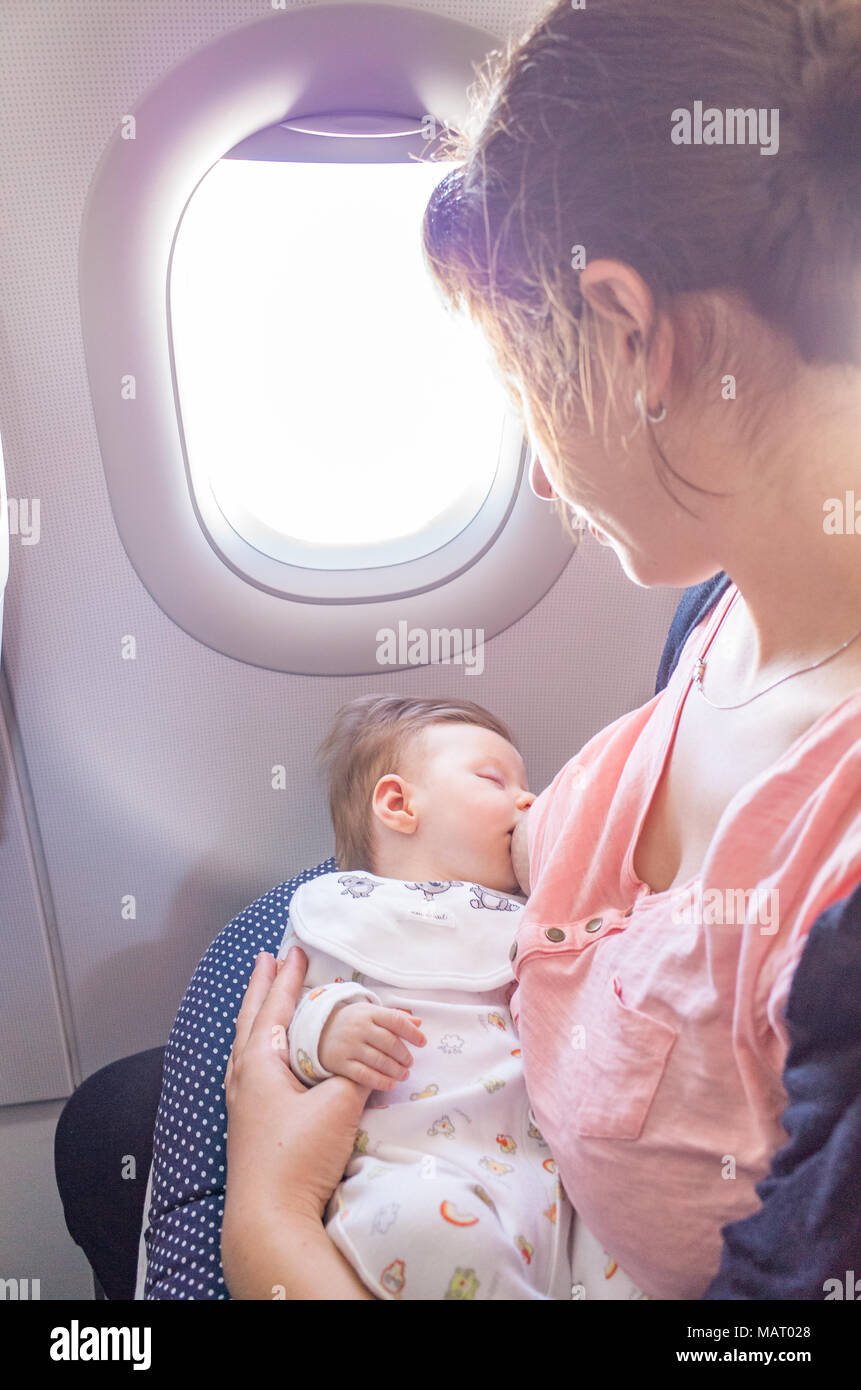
[276,693,573,1300]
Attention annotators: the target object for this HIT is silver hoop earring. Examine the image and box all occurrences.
[634,389,667,424]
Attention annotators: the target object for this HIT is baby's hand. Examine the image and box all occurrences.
[318,1002,427,1090]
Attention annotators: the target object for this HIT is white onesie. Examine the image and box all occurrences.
[277,870,574,1300]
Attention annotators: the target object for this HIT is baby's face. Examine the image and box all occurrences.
[398,723,534,894]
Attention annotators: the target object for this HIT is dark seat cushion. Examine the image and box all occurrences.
[54,1045,166,1299]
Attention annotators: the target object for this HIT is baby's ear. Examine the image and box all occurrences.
[511,816,531,896]
[371,774,417,835]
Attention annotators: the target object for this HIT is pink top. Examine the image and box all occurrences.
[510,582,861,1299]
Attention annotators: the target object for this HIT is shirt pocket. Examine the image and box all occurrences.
[572,976,678,1141]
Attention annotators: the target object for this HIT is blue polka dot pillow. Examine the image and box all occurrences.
[143,857,336,1299]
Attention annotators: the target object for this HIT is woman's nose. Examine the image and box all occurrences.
[529,454,557,501]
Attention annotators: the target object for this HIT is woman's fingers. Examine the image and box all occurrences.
[226,952,275,1091]
[227,946,308,1086]
[223,956,271,1095]
[245,945,308,1052]
[231,951,278,1062]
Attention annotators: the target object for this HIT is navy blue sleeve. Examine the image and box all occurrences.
[702,882,861,1299]
[143,857,336,1299]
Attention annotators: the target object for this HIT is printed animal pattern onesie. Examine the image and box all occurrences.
[278,871,574,1300]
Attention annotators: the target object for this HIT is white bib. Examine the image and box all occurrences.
[287,871,523,990]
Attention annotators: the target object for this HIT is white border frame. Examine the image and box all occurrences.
[79,2,575,675]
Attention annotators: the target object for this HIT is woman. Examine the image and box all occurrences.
[216,0,861,1298]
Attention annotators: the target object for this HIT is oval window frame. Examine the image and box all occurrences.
[79,2,576,674]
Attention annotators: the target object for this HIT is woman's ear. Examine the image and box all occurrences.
[579,259,654,343]
[529,454,557,500]
[579,259,675,400]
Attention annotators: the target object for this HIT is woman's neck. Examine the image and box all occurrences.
[714,389,861,686]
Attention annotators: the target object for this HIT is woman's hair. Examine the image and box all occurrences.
[421,0,861,530]
[317,694,517,872]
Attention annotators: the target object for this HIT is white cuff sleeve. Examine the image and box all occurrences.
[288,981,382,1086]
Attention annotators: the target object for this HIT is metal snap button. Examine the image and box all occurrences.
[544,927,566,943]
[509,941,518,961]
[584,917,603,933]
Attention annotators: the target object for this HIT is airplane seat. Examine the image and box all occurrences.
[52,573,730,1300]
[54,1045,166,1300]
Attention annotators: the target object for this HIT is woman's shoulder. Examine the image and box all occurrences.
[524,588,726,872]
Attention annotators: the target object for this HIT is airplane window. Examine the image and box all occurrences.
[170,150,508,571]
[78,7,576,674]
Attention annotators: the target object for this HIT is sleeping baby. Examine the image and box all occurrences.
[276,693,573,1300]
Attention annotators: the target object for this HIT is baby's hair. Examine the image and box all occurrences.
[421,0,861,538]
[317,695,516,872]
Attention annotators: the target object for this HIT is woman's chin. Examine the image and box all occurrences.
[602,537,660,588]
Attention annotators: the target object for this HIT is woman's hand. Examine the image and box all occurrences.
[223,947,372,1225]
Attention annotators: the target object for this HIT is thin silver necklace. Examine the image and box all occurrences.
[693,589,861,710]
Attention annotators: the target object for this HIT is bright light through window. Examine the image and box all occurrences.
[170,157,510,567]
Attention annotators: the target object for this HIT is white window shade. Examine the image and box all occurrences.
[170,157,506,570]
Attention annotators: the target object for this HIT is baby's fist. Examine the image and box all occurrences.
[317,1001,426,1092]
